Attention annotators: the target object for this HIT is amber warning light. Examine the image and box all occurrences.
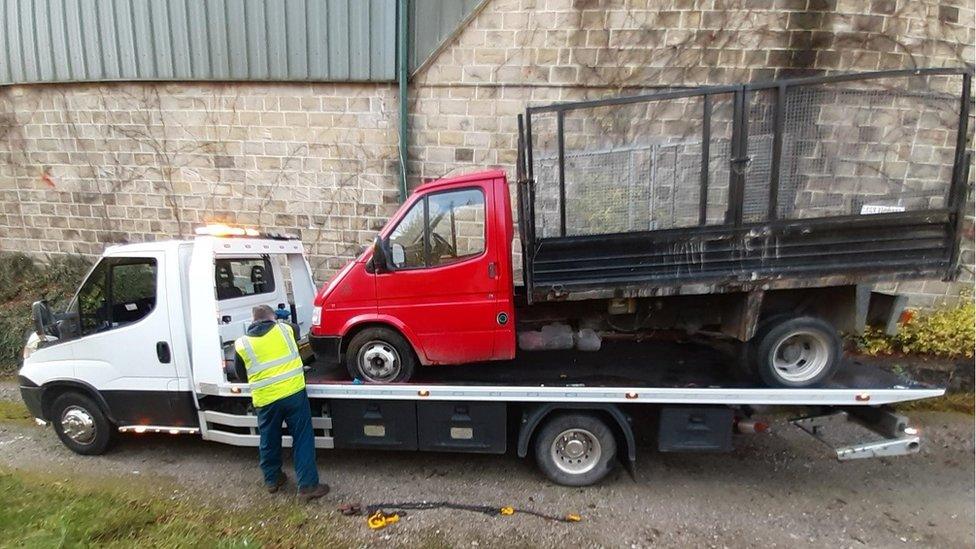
[194,223,260,237]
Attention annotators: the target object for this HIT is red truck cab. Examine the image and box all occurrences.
[310,170,516,382]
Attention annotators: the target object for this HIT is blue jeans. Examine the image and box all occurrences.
[256,389,320,489]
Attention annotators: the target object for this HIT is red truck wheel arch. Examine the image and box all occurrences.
[339,316,430,365]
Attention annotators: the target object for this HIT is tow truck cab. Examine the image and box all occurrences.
[309,170,517,382]
[19,230,317,449]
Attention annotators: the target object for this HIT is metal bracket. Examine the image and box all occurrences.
[833,435,921,460]
[791,410,921,461]
[546,284,568,300]
[730,155,752,175]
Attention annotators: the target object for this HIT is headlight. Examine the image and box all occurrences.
[23,332,41,360]
[23,332,57,360]
[311,306,322,327]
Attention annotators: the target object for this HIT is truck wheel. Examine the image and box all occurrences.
[345,327,417,383]
[752,316,841,388]
[50,392,114,455]
[534,413,616,486]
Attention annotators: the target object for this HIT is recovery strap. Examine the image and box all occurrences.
[339,501,582,530]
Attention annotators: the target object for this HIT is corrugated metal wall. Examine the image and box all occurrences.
[410,0,482,71]
[0,0,397,84]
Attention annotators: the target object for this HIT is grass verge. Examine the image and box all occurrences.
[0,467,349,548]
[0,400,34,427]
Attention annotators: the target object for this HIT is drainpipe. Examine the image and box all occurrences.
[397,0,409,202]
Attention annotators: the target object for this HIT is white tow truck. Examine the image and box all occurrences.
[19,227,945,486]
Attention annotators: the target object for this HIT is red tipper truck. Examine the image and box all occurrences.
[311,170,518,379]
[309,68,972,389]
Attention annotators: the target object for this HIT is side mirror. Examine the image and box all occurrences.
[391,243,406,266]
[372,236,394,273]
[31,300,58,338]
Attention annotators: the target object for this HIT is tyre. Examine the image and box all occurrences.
[533,413,617,487]
[739,313,794,378]
[50,392,114,455]
[750,315,841,388]
[345,327,417,383]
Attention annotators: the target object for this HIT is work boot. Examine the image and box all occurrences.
[298,483,330,502]
[266,471,287,493]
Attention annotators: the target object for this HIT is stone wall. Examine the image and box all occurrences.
[0,83,400,275]
[409,0,975,306]
[1,0,973,305]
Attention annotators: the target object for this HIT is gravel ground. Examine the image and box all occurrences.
[0,382,972,547]
[0,381,19,402]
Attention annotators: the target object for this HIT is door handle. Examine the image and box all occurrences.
[156,342,172,364]
[488,261,498,279]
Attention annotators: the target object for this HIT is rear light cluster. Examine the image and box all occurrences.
[311,306,323,327]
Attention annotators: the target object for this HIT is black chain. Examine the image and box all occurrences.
[352,501,580,523]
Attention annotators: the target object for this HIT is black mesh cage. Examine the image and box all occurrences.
[526,70,967,237]
[517,68,972,302]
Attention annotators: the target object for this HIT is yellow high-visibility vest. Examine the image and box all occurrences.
[235,323,305,407]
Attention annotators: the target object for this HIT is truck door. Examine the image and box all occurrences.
[69,252,182,422]
[376,185,498,364]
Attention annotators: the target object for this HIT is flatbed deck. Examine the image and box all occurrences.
[192,339,942,478]
[297,340,944,406]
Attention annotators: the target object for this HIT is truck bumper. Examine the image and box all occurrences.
[18,376,45,420]
[310,335,342,365]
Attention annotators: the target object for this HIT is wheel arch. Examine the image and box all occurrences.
[340,317,427,364]
[516,403,636,466]
[756,285,877,337]
[40,380,116,424]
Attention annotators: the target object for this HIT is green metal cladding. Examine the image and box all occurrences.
[0,0,397,84]
[0,0,484,85]
[410,0,482,72]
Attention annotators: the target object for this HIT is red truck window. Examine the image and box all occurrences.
[388,200,427,269]
[427,189,485,266]
[388,187,486,270]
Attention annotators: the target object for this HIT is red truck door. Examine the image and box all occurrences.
[375,177,502,364]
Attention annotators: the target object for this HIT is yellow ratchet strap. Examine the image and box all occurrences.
[367,511,400,530]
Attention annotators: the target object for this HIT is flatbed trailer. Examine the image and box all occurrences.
[19,229,947,486]
[193,348,942,485]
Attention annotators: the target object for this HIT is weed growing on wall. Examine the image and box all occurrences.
[854,296,976,359]
[0,253,91,374]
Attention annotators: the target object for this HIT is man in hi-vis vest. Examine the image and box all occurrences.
[234,305,329,500]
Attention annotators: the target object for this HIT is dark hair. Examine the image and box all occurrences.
[252,304,276,321]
